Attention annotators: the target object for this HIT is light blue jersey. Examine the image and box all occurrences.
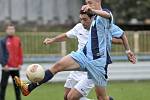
[70,12,124,87]
[108,24,124,51]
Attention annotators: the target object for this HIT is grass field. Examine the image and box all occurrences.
[5,81,150,100]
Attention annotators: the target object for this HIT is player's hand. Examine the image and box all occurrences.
[126,50,136,64]
[43,38,54,45]
[81,5,93,13]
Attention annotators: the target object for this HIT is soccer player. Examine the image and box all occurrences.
[43,10,122,100]
[14,0,136,100]
[44,11,94,100]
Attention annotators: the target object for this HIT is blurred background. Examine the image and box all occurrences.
[0,0,150,100]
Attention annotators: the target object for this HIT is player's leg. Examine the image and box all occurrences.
[67,79,94,100]
[50,55,80,74]
[31,55,80,89]
[14,55,80,96]
[64,88,71,100]
[95,85,114,100]
[67,88,82,100]
[95,86,108,100]
[64,77,78,100]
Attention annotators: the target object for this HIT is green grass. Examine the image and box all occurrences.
[5,81,150,100]
[107,81,150,100]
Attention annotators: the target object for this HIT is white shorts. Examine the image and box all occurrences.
[64,71,94,96]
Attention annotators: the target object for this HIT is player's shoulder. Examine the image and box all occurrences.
[75,23,83,27]
[0,36,5,41]
[14,35,21,41]
[14,35,19,39]
[111,24,124,32]
[103,8,111,13]
[111,24,120,29]
[0,36,7,43]
[74,23,84,29]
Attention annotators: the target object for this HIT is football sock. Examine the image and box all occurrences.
[28,70,54,92]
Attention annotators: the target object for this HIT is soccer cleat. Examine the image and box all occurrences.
[14,76,30,96]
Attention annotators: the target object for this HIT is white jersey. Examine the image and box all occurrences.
[66,23,89,81]
[66,23,89,51]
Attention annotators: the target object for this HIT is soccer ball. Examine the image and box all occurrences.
[26,64,45,83]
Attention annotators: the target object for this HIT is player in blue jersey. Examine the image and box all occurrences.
[43,10,122,100]
[14,0,136,100]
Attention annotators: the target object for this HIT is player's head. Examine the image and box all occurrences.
[85,0,102,10]
[5,23,15,36]
[79,10,93,29]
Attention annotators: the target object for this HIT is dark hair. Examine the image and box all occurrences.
[80,10,94,18]
[5,23,15,29]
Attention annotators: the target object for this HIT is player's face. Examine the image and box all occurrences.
[6,26,15,36]
[80,14,91,30]
[85,0,100,9]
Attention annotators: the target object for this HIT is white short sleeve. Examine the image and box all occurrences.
[66,23,82,38]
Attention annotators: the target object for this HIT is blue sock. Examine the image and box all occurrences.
[109,96,114,100]
[28,70,53,92]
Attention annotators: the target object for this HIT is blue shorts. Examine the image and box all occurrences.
[69,51,108,87]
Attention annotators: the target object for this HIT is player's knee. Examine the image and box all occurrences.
[67,93,79,100]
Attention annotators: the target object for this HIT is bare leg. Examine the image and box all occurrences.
[64,88,71,100]
[50,55,80,74]
[33,55,80,90]
[14,55,80,96]
[95,85,109,100]
[67,88,82,100]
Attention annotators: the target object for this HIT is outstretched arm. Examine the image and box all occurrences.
[112,38,123,44]
[43,33,68,45]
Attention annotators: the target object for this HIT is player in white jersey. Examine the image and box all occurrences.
[44,13,94,100]
[43,11,122,100]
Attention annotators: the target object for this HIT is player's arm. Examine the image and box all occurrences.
[81,5,110,19]
[120,33,136,64]
[44,23,79,45]
[112,38,123,44]
[121,33,130,51]
[43,33,68,45]
[91,9,110,19]
[111,24,136,63]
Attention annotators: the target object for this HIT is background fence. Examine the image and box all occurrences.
[0,31,150,82]
[1,31,150,62]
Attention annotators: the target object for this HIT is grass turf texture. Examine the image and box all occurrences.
[5,81,150,100]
